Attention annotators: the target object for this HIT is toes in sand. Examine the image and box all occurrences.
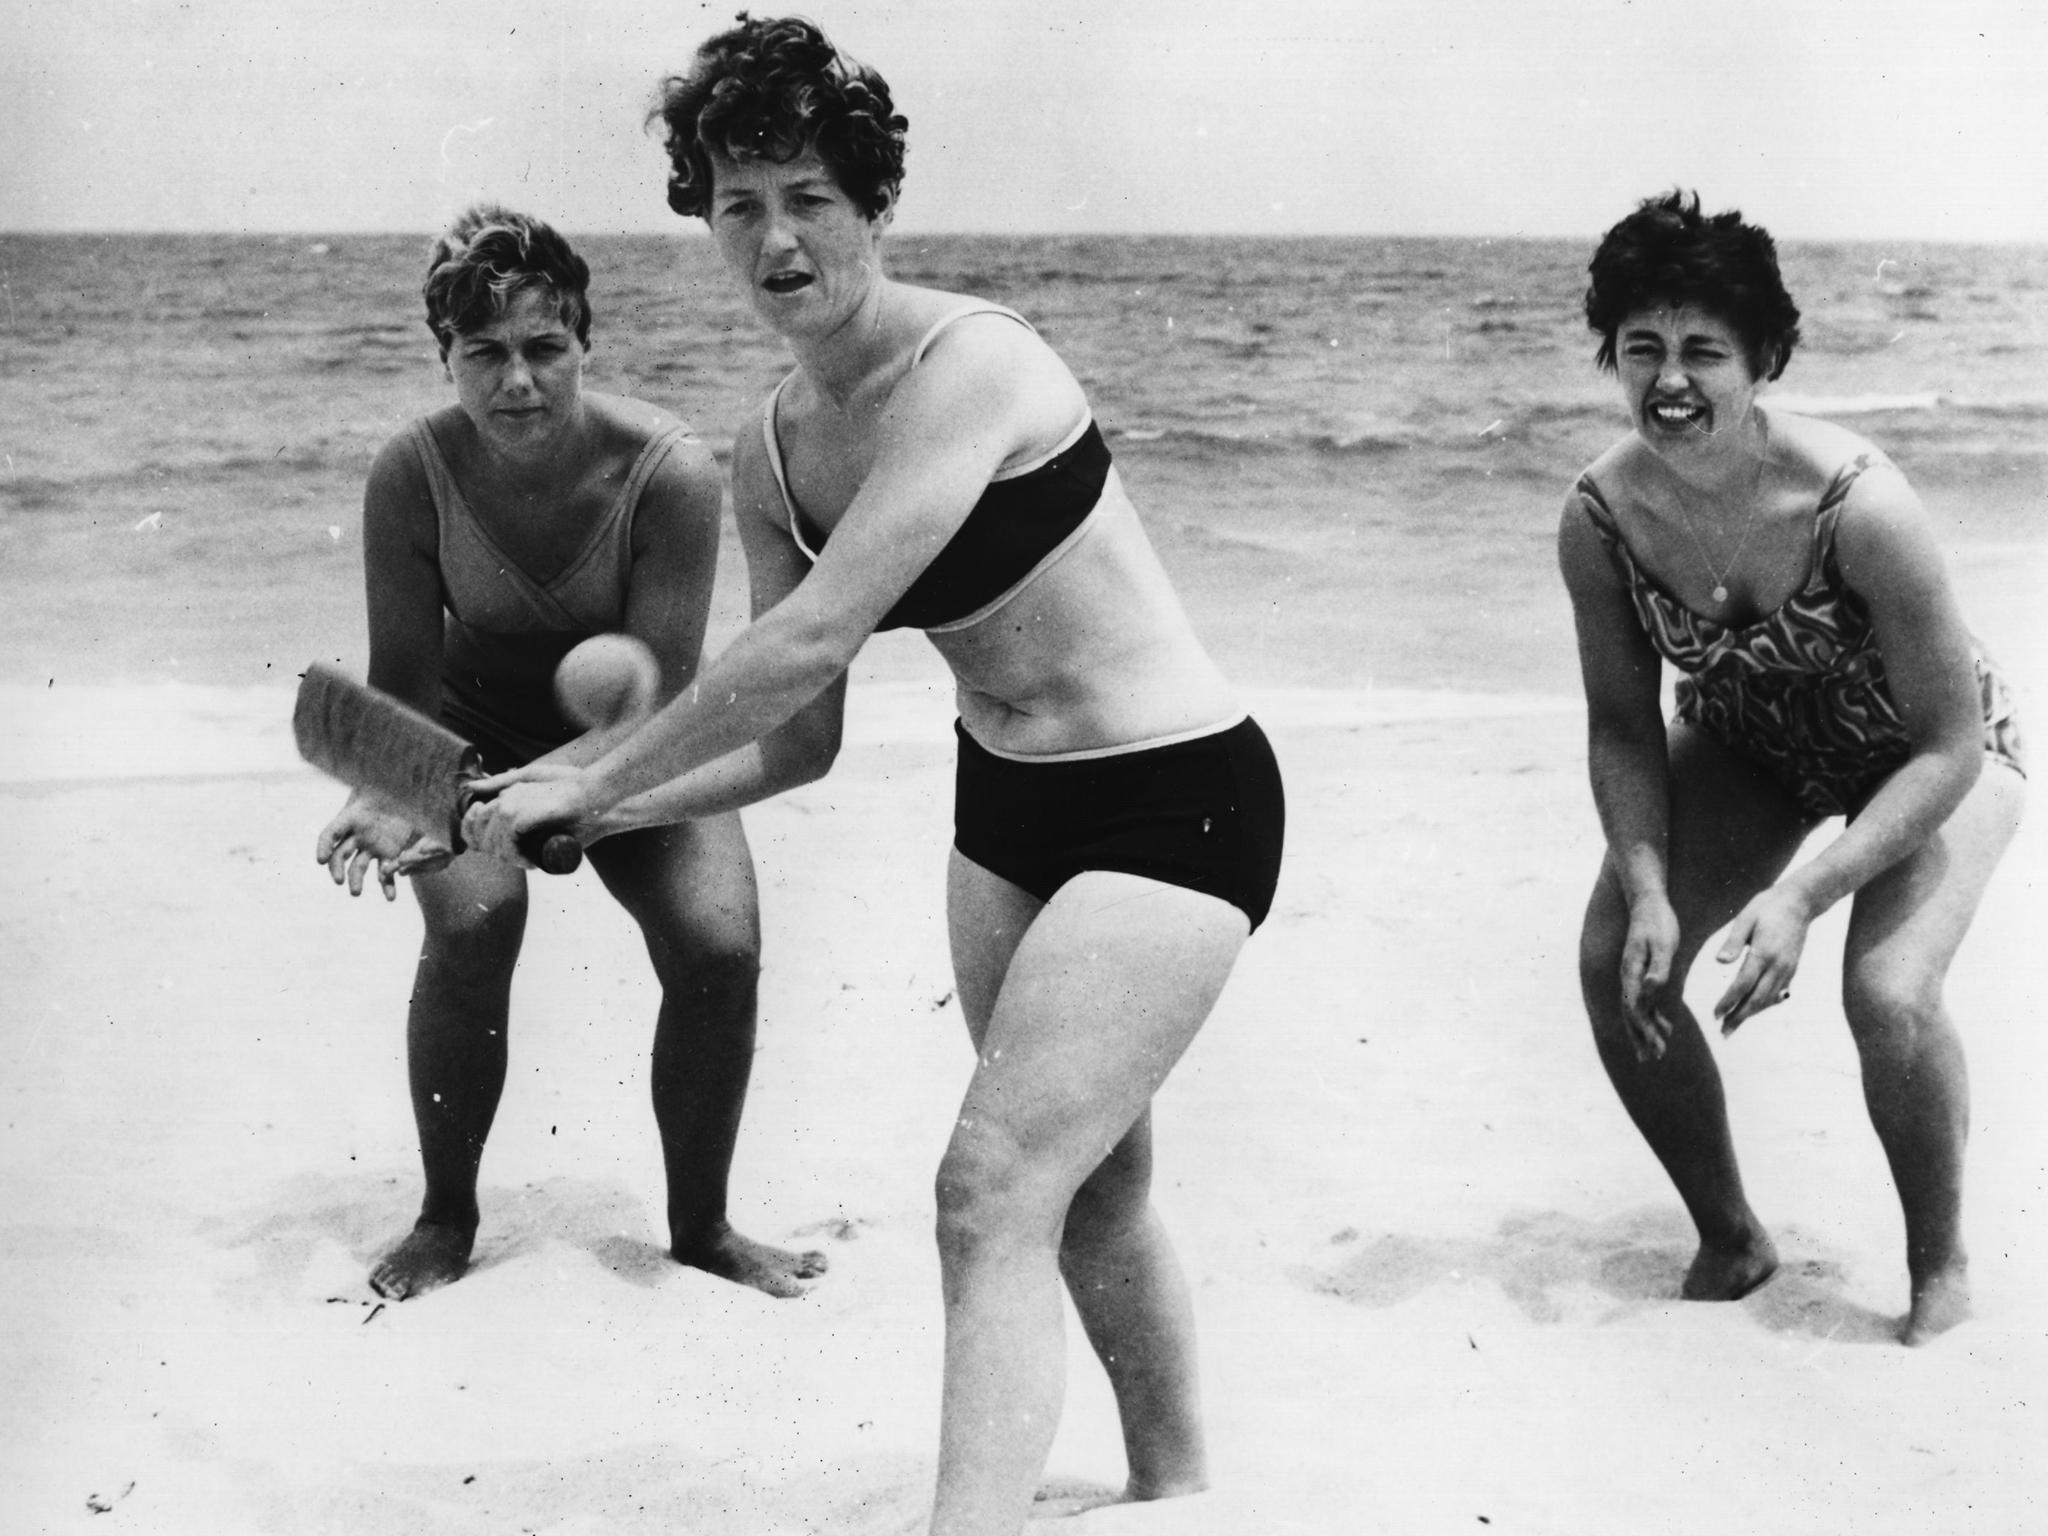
[369,1220,477,1300]
[1030,1477,1212,1524]
[1681,1231,1780,1302]
[674,1223,830,1299]
[1059,1487,1288,1534]
[1029,1477,1128,1520]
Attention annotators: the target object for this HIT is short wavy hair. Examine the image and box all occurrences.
[649,13,908,221]
[1584,190,1802,381]
[422,204,593,351]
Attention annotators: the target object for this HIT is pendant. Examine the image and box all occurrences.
[1712,584,1729,604]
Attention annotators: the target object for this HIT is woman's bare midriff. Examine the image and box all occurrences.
[933,483,1238,757]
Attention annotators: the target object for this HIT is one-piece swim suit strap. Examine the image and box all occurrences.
[1572,473,1635,566]
[608,422,689,542]
[1810,452,1880,588]
[410,417,586,632]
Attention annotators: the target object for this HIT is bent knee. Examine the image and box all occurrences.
[1577,935,1621,1009]
[1843,965,1948,1048]
[934,1125,1067,1257]
[934,1130,1022,1232]
[649,937,761,999]
[1063,1154,1151,1246]
[1577,870,1628,995]
[1577,923,1636,1044]
[421,898,526,970]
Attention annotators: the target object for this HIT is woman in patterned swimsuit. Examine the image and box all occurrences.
[468,17,1282,1533]
[314,206,826,1304]
[1558,191,2025,1345]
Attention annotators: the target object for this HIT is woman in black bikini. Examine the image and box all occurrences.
[467,17,1283,1533]
[1560,191,2025,1344]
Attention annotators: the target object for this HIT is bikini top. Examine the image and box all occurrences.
[408,415,687,634]
[1575,454,1885,688]
[761,304,1114,633]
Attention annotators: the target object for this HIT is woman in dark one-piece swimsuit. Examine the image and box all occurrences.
[316,205,826,1304]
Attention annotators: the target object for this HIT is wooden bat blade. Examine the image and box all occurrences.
[292,663,583,875]
[293,662,475,840]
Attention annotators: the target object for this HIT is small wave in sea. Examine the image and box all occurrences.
[1770,391,1943,415]
[1113,423,1418,457]
[1770,391,2048,424]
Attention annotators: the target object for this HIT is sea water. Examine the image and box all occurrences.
[1,231,2041,693]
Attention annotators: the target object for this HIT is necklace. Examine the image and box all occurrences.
[1667,418,1770,606]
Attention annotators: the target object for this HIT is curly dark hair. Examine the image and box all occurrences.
[1584,190,1802,381]
[422,204,593,351]
[648,13,908,221]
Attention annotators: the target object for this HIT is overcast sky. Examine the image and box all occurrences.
[8,0,2047,241]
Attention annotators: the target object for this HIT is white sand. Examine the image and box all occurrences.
[5,669,2045,1534]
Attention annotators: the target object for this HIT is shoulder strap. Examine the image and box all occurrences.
[913,303,1094,479]
[1572,473,1628,544]
[539,421,689,608]
[909,303,1035,367]
[759,373,821,560]
[407,417,464,512]
[1570,472,1654,596]
[612,422,685,550]
[1812,451,1880,581]
[408,417,582,629]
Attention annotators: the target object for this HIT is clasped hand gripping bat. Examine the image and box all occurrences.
[293,662,582,875]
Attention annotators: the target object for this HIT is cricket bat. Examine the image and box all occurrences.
[293,661,583,875]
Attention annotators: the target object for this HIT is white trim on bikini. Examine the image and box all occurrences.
[905,303,1095,481]
[908,301,1030,363]
[918,468,1115,634]
[964,709,1250,765]
[760,374,819,559]
[758,301,1108,631]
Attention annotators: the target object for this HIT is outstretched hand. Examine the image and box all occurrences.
[1713,886,1813,1034]
[316,791,452,900]
[462,760,593,867]
[1619,896,1682,1062]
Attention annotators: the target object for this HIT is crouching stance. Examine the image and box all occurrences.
[315,206,825,1301]
[1559,192,2024,1344]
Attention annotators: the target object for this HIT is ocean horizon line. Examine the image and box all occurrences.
[6,227,2047,252]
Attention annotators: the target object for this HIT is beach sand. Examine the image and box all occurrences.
[5,626,2046,1534]
[5,217,2045,1534]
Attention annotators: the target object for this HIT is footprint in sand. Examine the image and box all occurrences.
[1058,1489,1325,1534]
[792,1215,873,1242]
[1296,1208,1893,1339]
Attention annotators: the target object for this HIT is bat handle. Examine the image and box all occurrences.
[457,780,583,876]
[521,829,584,876]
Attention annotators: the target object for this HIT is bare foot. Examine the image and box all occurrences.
[1681,1229,1779,1301]
[1053,1487,1245,1533]
[369,1220,476,1300]
[1902,1262,1972,1345]
[1124,1475,1209,1502]
[1028,1477,1207,1522]
[672,1221,828,1298]
[1030,1478,1127,1519]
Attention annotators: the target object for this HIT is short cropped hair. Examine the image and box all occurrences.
[422,204,593,351]
[649,13,908,221]
[1584,190,1802,381]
